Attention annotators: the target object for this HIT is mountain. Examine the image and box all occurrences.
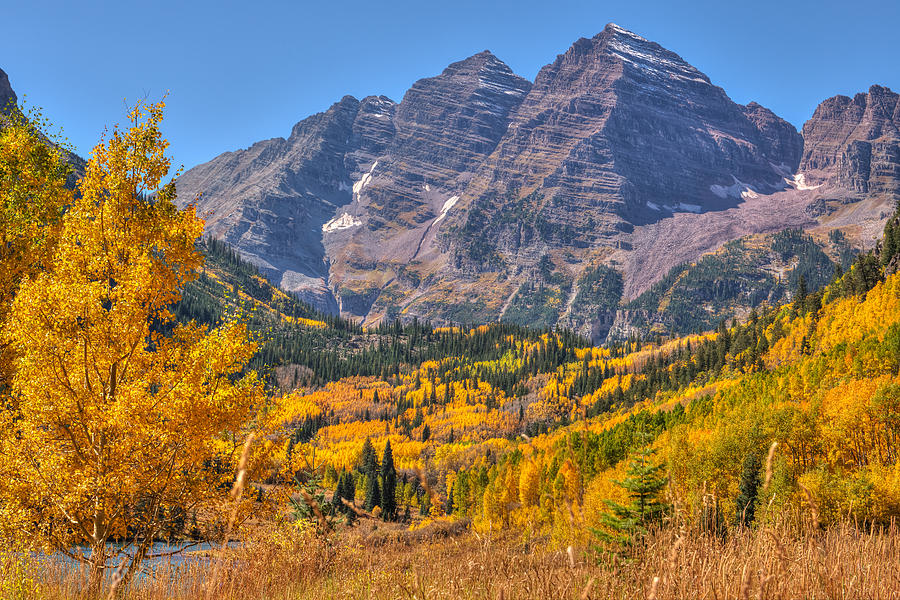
[801,85,899,196]
[0,68,86,184]
[324,51,532,317]
[0,67,16,114]
[175,24,900,340]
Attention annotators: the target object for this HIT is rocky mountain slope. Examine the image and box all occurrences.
[0,68,16,114]
[174,24,900,340]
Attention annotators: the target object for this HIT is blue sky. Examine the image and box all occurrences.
[2,0,898,172]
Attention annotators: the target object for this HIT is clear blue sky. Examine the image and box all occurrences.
[3,0,898,172]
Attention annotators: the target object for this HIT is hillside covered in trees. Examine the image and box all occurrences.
[168,196,900,541]
[3,98,900,599]
[265,202,900,544]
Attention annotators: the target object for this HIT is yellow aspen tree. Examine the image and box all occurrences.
[0,100,262,592]
[482,479,503,528]
[557,458,584,506]
[519,458,541,508]
[0,109,73,386]
[499,465,519,528]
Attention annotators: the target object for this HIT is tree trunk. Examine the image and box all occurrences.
[87,541,107,596]
[118,535,153,592]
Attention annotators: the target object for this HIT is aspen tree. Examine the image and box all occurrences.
[0,101,262,592]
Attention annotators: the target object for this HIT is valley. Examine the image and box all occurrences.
[1,15,899,599]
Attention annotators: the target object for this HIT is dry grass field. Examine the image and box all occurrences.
[5,518,898,600]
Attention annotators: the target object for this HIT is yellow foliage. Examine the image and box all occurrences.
[0,110,73,385]
[0,101,263,587]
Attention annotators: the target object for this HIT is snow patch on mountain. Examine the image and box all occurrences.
[710,176,761,200]
[352,161,378,198]
[606,24,710,86]
[433,195,459,225]
[677,202,703,213]
[322,213,362,233]
[786,173,822,191]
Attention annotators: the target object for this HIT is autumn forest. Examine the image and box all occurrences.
[2,101,900,599]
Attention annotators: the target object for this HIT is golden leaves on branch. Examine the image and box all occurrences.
[0,100,264,587]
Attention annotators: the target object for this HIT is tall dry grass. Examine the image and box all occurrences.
[5,518,900,599]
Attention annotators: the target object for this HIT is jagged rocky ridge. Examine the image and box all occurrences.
[175,24,900,340]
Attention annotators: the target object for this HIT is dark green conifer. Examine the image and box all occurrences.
[591,437,669,556]
[380,440,397,520]
[734,452,761,526]
[364,472,381,512]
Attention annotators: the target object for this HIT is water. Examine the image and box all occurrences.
[66,540,227,566]
[33,540,241,584]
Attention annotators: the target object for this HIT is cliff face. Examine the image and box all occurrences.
[800,85,900,196]
[174,25,899,339]
[175,96,397,309]
[322,52,532,312]
[463,25,801,219]
[445,24,804,274]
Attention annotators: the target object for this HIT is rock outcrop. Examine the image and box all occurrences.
[445,24,804,276]
[323,52,532,313]
[800,85,900,197]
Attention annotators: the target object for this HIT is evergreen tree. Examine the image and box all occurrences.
[292,469,334,531]
[332,475,346,512]
[380,440,397,520]
[343,474,358,524]
[345,472,356,503]
[419,491,431,516]
[882,219,897,267]
[734,452,761,526]
[364,473,381,512]
[359,437,379,477]
[796,274,808,311]
[591,439,668,556]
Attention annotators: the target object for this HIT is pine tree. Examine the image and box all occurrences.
[364,472,381,512]
[796,274,808,312]
[882,219,897,267]
[332,475,346,512]
[591,439,668,556]
[380,440,397,520]
[359,437,378,477]
[734,452,761,526]
[345,472,356,504]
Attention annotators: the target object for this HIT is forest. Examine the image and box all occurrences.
[1,102,900,599]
